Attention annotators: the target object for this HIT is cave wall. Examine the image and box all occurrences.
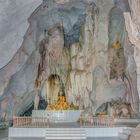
[0,0,42,69]
[0,0,140,121]
[124,0,140,99]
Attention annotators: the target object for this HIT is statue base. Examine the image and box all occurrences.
[32,110,83,123]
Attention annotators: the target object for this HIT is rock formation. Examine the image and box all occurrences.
[129,124,140,140]
[0,0,140,122]
[124,0,140,138]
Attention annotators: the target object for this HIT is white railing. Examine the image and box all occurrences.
[13,116,114,128]
[81,116,114,127]
[13,116,49,128]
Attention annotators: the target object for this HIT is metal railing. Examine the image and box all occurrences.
[13,115,114,128]
[13,116,49,128]
[81,116,114,127]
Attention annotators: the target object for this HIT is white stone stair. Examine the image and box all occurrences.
[45,128,87,139]
[118,128,134,139]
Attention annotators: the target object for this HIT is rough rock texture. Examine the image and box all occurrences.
[0,0,140,121]
[123,0,140,138]
[124,0,140,104]
[0,0,42,97]
[0,0,42,69]
[129,124,140,140]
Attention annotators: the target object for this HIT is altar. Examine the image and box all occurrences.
[32,110,83,123]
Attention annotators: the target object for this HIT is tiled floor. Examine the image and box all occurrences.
[0,129,8,140]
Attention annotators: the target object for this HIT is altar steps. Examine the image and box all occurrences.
[45,128,87,139]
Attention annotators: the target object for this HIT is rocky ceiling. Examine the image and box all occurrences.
[0,0,42,69]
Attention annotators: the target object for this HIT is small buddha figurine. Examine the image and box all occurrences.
[112,41,121,49]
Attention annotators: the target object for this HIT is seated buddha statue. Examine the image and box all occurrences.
[57,90,67,110]
[58,90,65,102]
[112,41,121,49]
[46,90,69,110]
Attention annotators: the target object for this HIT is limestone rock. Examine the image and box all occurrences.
[124,0,140,99]
[0,0,140,121]
[129,124,140,140]
[0,0,42,69]
[68,3,98,109]
[70,43,80,58]
[55,0,70,4]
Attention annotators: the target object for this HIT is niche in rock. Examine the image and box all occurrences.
[107,5,139,116]
[47,74,66,103]
[108,7,126,80]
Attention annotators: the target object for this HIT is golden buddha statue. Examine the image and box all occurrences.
[46,90,70,110]
[112,41,121,49]
[58,91,65,102]
[97,112,106,117]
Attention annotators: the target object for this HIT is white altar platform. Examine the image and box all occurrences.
[32,110,83,123]
[9,125,134,138]
[9,118,139,139]
[10,110,139,139]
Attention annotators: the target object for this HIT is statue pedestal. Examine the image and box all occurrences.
[32,110,83,123]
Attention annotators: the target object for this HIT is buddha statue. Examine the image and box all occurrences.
[46,90,69,110]
[112,41,121,49]
[58,90,65,102]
